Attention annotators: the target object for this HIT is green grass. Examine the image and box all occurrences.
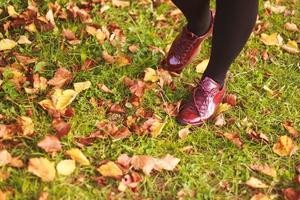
[0,0,299,199]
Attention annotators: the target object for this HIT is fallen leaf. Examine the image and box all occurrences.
[97,84,113,93]
[282,41,299,54]
[97,161,123,178]
[56,160,76,176]
[283,121,299,138]
[264,1,286,14]
[74,81,91,93]
[0,150,12,167]
[0,39,18,51]
[17,35,32,44]
[250,193,270,200]
[115,54,131,66]
[51,89,77,110]
[38,192,49,200]
[223,133,243,149]
[283,188,300,200]
[196,59,209,73]
[144,68,159,82]
[25,23,38,33]
[66,148,90,165]
[284,22,299,32]
[154,154,180,171]
[18,116,34,136]
[9,157,24,168]
[28,157,56,182]
[214,114,226,127]
[48,68,73,88]
[223,94,237,106]
[272,135,298,156]
[7,5,18,17]
[52,118,71,138]
[102,51,115,64]
[215,103,231,115]
[112,0,130,8]
[178,127,190,139]
[117,154,132,168]
[250,164,277,177]
[247,129,269,144]
[260,33,283,46]
[62,29,76,40]
[128,44,139,53]
[246,177,268,189]
[37,135,62,153]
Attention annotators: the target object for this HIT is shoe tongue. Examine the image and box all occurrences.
[199,77,220,92]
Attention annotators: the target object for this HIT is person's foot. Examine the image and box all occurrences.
[176,77,225,126]
[161,10,214,74]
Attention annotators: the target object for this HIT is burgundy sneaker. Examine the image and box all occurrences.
[161,10,214,74]
[176,77,225,126]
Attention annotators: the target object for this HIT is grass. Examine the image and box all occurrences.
[0,0,299,199]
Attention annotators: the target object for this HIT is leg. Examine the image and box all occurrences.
[172,0,211,36]
[203,0,259,85]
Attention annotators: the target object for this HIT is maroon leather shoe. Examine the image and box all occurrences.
[176,77,225,126]
[161,10,214,74]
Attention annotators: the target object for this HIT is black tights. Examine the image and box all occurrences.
[172,0,258,85]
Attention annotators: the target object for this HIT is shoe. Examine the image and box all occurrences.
[176,77,225,126]
[161,10,214,74]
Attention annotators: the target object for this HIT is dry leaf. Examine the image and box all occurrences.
[283,121,299,138]
[250,164,277,177]
[283,188,300,200]
[0,39,18,51]
[37,135,62,153]
[128,44,139,53]
[282,41,299,54]
[215,103,231,115]
[7,5,18,17]
[18,116,34,136]
[102,51,115,64]
[154,154,180,171]
[56,160,76,176]
[97,161,123,178]
[178,128,190,139]
[144,68,159,82]
[25,23,38,33]
[48,68,73,88]
[97,84,113,93]
[112,0,130,8]
[0,150,12,167]
[52,118,71,138]
[51,89,77,110]
[260,33,283,46]
[196,59,209,73]
[223,133,243,149]
[223,94,237,106]
[246,177,268,189]
[149,121,165,138]
[264,1,286,13]
[38,192,49,200]
[66,148,90,165]
[214,114,226,127]
[74,81,91,93]
[272,135,298,156]
[284,22,299,32]
[28,157,56,182]
[9,157,24,168]
[250,193,270,200]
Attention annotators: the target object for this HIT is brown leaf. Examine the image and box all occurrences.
[123,77,146,98]
[117,154,131,169]
[97,84,113,93]
[283,188,300,200]
[28,157,56,182]
[250,164,277,177]
[9,157,24,168]
[111,127,131,141]
[247,129,269,144]
[48,68,73,88]
[62,29,76,40]
[284,22,299,32]
[37,135,62,153]
[178,128,190,139]
[52,118,71,138]
[128,44,139,53]
[250,193,270,200]
[17,116,34,136]
[272,135,298,156]
[283,121,299,138]
[223,132,243,149]
[246,177,268,189]
[102,51,115,64]
[223,94,237,106]
[108,103,125,114]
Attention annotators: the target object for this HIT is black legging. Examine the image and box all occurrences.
[172,0,259,85]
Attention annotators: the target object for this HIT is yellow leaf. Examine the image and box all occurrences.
[56,160,76,176]
[17,35,32,44]
[74,81,91,93]
[0,39,17,51]
[282,40,299,54]
[28,157,56,182]
[7,5,18,17]
[52,89,77,110]
[272,135,298,156]
[18,116,34,136]
[260,33,283,46]
[65,148,90,165]
[97,161,123,177]
[215,103,231,115]
[96,29,106,44]
[246,177,268,189]
[150,121,165,138]
[86,25,97,36]
[25,23,38,33]
[144,68,159,82]
[196,59,209,73]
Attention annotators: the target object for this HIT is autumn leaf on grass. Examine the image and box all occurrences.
[196,59,209,73]
[247,129,269,144]
[0,150,12,167]
[260,33,283,46]
[28,157,56,182]
[97,84,113,94]
[0,39,18,51]
[97,161,123,178]
[283,188,300,200]
[223,94,237,106]
[282,41,299,54]
[118,171,142,192]
[74,81,91,93]
[250,193,270,200]
[264,1,286,14]
[17,116,34,136]
[273,135,298,156]
[178,127,190,139]
[7,5,19,17]
[144,68,159,82]
[47,68,73,88]
[246,177,268,189]
[154,154,180,171]
[56,160,76,176]
[51,89,77,110]
[52,118,71,138]
[139,118,166,138]
[112,0,130,7]
[283,121,299,138]
[17,35,32,44]
[37,135,62,154]
[214,103,231,116]
[222,132,243,149]
[123,77,146,98]
[65,148,90,166]
[284,22,299,32]
[250,164,277,177]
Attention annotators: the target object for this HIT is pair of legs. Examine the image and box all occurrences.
[172,0,258,85]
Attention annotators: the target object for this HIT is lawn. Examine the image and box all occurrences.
[0,0,299,199]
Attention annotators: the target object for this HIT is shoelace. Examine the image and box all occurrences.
[171,31,197,59]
